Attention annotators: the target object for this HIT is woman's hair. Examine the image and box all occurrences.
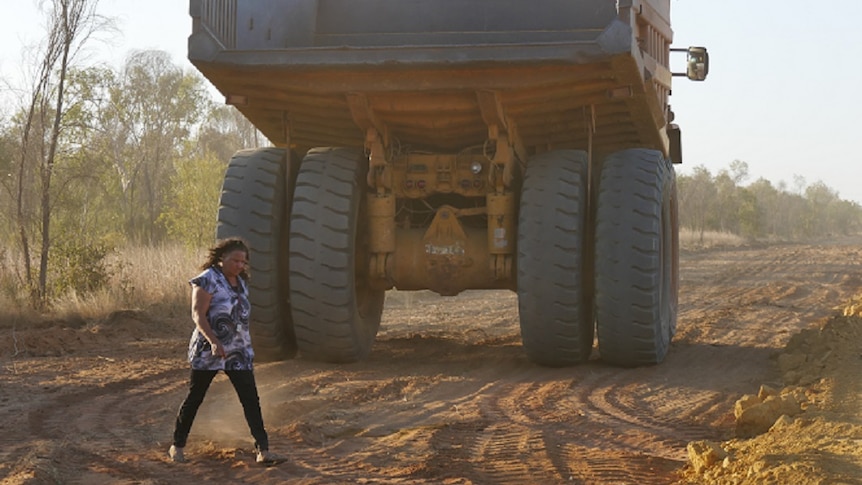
[200,237,250,280]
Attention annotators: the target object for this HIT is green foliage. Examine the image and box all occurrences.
[1,46,252,310]
[0,125,11,177]
[159,152,227,249]
[0,126,16,245]
[678,164,862,241]
[49,237,114,296]
[102,50,213,243]
[196,106,262,162]
[736,188,761,239]
[0,248,23,305]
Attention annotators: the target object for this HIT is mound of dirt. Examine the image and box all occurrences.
[1,310,182,358]
[680,313,862,484]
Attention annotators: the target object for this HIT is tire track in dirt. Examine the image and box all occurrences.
[243,237,862,484]
[343,239,862,484]
[5,238,862,484]
[25,370,186,483]
[28,371,180,439]
[452,370,724,484]
[1,352,196,484]
[191,361,480,483]
[678,243,862,348]
[576,373,722,448]
[461,379,574,483]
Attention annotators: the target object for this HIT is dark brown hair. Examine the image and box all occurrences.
[200,237,250,280]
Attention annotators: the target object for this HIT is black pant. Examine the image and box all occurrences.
[172,369,269,451]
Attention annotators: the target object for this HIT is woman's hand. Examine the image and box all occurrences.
[210,339,227,359]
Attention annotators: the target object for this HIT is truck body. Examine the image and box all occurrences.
[189,0,707,367]
[190,0,681,159]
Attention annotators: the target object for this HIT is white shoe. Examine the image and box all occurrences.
[256,449,284,465]
[169,445,185,463]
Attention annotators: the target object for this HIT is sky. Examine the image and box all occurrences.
[1,0,861,203]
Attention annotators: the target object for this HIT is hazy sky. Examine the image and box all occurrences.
[2,0,861,203]
[671,0,862,202]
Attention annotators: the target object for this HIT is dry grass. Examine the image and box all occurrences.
[0,243,202,327]
[680,227,747,251]
[103,243,204,315]
[0,228,748,327]
[0,249,38,326]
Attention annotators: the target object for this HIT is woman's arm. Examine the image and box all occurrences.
[191,285,226,358]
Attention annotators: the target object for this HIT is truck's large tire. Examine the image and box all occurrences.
[594,149,679,367]
[217,147,298,361]
[289,148,384,363]
[517,150,594,366]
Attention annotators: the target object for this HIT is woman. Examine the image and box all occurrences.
[169,237,280,464]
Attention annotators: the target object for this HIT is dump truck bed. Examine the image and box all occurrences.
[189,0,674,157]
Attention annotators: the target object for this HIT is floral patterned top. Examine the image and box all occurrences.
[187,266,254,370]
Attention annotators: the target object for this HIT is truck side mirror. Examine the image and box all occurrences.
[685,47,709,81]
[671,46,709,81]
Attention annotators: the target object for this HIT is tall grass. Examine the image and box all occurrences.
[0,244,203,327]
[680,227,747,250]
[0,248,37,326]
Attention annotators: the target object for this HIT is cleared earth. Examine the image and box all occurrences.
[1,237,861,484]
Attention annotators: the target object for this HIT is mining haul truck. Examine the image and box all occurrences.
[188,0,708,367]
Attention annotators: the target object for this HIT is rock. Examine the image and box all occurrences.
[757,385,779,400]
[736,400,776,437]
[735,393,803,437]
[775,394,802,417]
[769,414,795,431]
[687,440,727,474]
[750,459,768,475]
[734,394,761,419]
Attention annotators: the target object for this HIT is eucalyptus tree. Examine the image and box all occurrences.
[161,104,260,249]
[678,165,717,243]
[196,105,262,163]
[6,0,109,304]
[747,177,781,237]
[103,50,209,243]
[51,65,123,241]
[804,182,840,238]
[0,122,16,245]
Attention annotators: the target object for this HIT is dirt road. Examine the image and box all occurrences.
[2,238,862,484]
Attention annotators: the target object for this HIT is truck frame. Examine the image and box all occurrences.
[188,0,708,367]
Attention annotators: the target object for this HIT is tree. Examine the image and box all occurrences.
[102,50,209,243]
[51,66,124,242]
[828,199,862,235]
[736,187,761,239]
[197,105,262,162]
[159,152,227,249]
[0,123,18,251]
[678,161,862,243]
[747,177,780,236]
[6,0,108,305]
[678,165,716,242]
[804,182,839,237]
[714,170,740,233]
[729,159,749,185]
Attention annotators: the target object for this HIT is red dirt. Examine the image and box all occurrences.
[2,238,861,484]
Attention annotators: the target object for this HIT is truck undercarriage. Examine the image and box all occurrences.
[190,0,707,367]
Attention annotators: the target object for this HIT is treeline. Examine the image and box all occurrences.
[678,160,862,241]
[0,48,259,302]
[0,1,261,305]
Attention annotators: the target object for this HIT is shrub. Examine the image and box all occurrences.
[49,238,114,296]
